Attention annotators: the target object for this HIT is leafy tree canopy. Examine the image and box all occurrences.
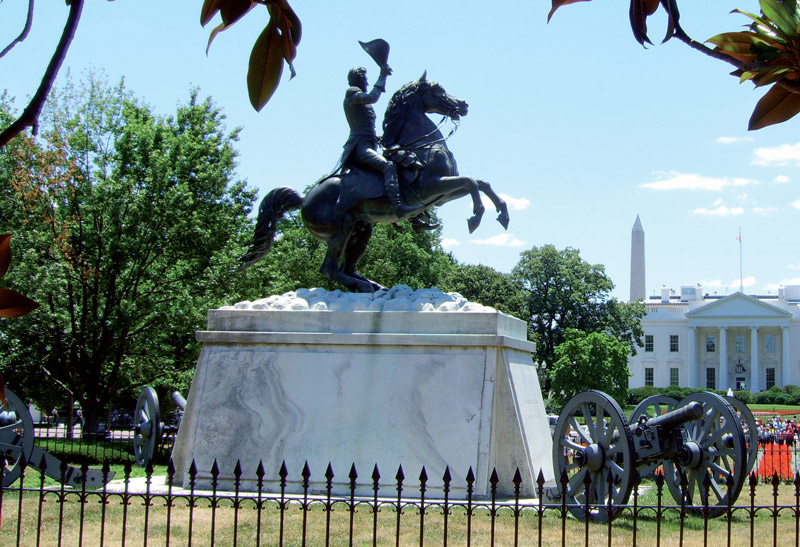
[439,263,526,319]
[511,244,644,371]
[549,328,631,408]
[0,74,257,433]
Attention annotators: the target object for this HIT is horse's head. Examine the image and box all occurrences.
[416,71,468,121]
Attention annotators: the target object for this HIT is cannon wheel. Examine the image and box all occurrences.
[0,388,35,487]
[629,395,679,478]
[552,390,636,522]
[725,395,758,476]
[664,392,747,517]
[133,387,162,468]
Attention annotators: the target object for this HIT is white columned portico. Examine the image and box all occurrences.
[783,327,791,387]
[688,327,698,388]
[719,327,728,390]
[750,326,760,392]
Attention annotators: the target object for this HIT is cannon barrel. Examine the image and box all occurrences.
[172,391,187,411]
[645,401,702,429]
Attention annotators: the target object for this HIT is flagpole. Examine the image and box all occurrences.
[738,227,743,293]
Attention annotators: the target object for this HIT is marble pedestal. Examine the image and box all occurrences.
[172,291,554,498]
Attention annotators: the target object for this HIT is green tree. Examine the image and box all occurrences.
[242,210,457,295]
[549,329,631,408]
[511,245,644,371]
[0,76,257,435]
[439,263,526,319]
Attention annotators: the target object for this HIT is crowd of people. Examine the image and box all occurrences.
[755,416,798,445]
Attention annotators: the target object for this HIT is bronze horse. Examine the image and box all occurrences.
[238,73,509,292]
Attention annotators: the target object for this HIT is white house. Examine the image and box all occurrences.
[626,217,800,393]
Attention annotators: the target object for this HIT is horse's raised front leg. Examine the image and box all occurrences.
[436,175,484,233]
[476,179,509,229]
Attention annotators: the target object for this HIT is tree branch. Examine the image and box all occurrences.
[673,27,800,95]
[0,0,84,148]
[673,28,745,69]
[0,0,35,59]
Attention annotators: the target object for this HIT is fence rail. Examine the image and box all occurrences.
[3,455,800,546]
[31,422,177,464]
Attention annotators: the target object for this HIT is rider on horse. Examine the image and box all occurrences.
[340,65,436,232]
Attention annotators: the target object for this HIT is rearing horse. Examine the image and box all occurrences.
[238,73,509,293]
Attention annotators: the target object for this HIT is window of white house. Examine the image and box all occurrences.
[706,335,716,353]
[766,368,775,389]
[706,368,716,390]
[645,368,654,387]
[644,334,654,352]
[670,335,679,352]
[765,334,775,353]
[670,368,679,386]
[736,334,746,353]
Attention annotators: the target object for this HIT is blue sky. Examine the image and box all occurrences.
[2,1,799,301]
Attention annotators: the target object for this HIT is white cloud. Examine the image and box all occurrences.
[473,233,525,247]
[753,207,778,215]
[735,193,748,202]
[640,171,756,191]
[774,175,791,184]
[481,193,530,211]
[706,277,757,289]
[440,238,460,248]
[499,193,530,211]
[766,278,800,291]
[789,263,800,270]
[792,200,800,210]
[717,136,754,144]
[692,204,745,216]
[753,142,800,166]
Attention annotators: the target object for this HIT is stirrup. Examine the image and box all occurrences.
[409,215,440,233]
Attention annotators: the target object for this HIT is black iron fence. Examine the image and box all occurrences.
[32,421,177,464]
[3,456,800,546]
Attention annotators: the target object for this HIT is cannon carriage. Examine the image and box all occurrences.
[552,390,757,522]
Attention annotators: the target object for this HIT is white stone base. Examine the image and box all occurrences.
[172,291,554,499]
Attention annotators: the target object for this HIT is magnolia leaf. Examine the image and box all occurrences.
[0,288,40,318]
[0,234,10,278]
[629,0,658,45]
[708,32,763,63]
[755,67,793,87]
[248,23,284,111]
[200,0,223,26]
[220,0,255,27]
[206,21,227,54]
[659,0,681,43]
[274,0,302,45]
[761,0,798,41]
[547,0,592,22]
[749,83,800,129]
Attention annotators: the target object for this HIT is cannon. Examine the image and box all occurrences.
[0,388,113,489]
[132,387,185,467]
[552,390,749,522]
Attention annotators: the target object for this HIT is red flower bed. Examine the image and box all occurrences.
[757,443,793,480]
[751,410,800,416]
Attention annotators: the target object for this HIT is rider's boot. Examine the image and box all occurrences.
[385,164,416,219]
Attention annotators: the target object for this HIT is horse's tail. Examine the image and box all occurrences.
[235,187,304,270]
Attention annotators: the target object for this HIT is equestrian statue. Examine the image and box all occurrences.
[237,39,510,293]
